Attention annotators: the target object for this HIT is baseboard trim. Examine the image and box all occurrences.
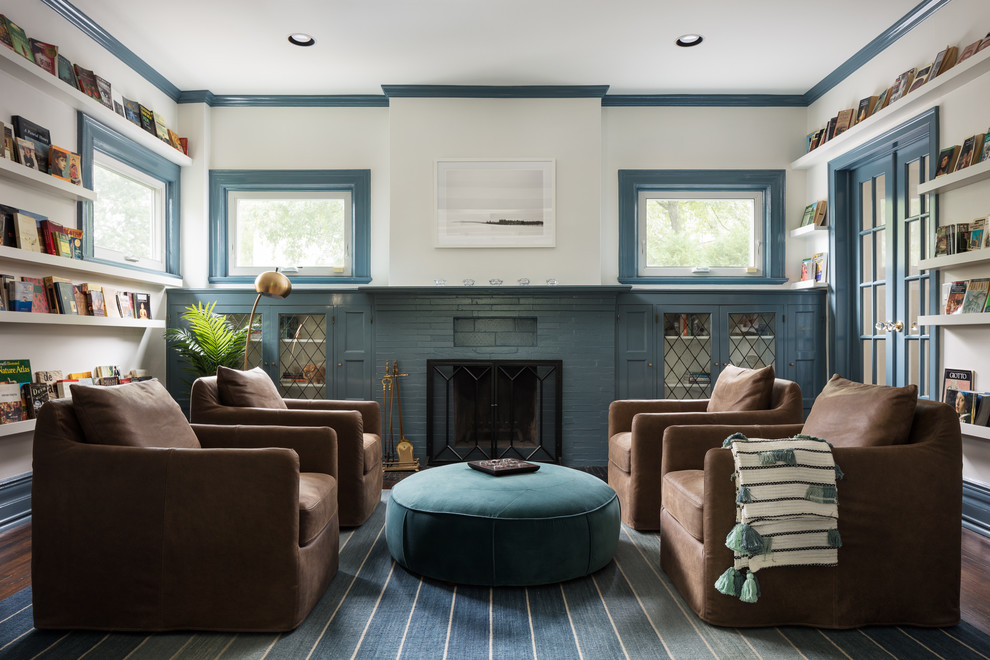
[963,480,990,538]
[0,473,31,531]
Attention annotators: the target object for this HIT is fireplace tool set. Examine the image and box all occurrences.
[382,360,420,472]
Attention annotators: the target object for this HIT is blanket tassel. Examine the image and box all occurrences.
[715,567,743,597]
[827,528,842,548]
[740,571,761,603]
[725,523,768,555]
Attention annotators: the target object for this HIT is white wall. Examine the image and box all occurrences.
[387,97,602,286]
[805,0,990,486]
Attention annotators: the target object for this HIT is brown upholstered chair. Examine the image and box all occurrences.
[659,380,962,628]
[32,380,339,632]
[190,370,383,527]
[609,369,803,530]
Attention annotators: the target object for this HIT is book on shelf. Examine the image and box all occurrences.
[945,280,967,314]
[958,40,982,65]
[943,369,973,405]
[906,64,933,94]
[167,129,182,151]
[20,276,49,313]
[133,292,151,319]
[53,280,78,315]
[8,281,32,311]
[55,54,77,89]
[4,17,33,62]
[152,112,170,143]
[12,115,51,174]
[85,288,106,317]
[122,98,141,126]
[799,203,816,226]
[875,86,893,113]
[0,274,13,309]
[0,382,24,424]
[101,286,121,318]
[954,222,971,254]
[55,228,73,259]
[933,45,959,77]
[94,75,113,109]
[112,98,124,117]
[38,219,63,256]
[855,96,879,124]
[3,126,15,161]
[0,359,33,387]
[801,257,812,281]
[971,218,986,251]
[956,134,984,171]
[0,15,13,49]
[961,278,990,314]
[35,370,63,398]
[138,105,155,135]
[976,396,990,427]
[73,64,102,100]
[812,200,828,227]
[28,38,57,75]
[812,252,828,283]
[48,145,72,181]
[823,116,838,142]
[14,137,36,170]
[21,382,49,419]
[833,108,855,137]
[71,285,88,316]
[117,291,134,318]
[947,389,982,424]
[0,205,17,247]
[64,227,83,258]
[888,68,916,103]
[54,379,77,399]
[178,137,189,155]
[935,145,960,177]
[13,212,41,252]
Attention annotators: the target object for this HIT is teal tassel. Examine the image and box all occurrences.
[725,523,767,555]
[834,463,844,480]
[740,571,761,603]
[723,432,747,448]
[805,483,838,504]
[759,448,796,465]
[827,528,842,548]
[736,486,752,503]
[714,567,742,596]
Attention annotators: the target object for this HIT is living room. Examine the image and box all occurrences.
[2,0,990,654]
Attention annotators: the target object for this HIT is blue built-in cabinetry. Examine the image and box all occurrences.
[616,290,826,416]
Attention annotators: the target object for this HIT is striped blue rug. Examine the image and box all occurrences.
[2,492,989,659]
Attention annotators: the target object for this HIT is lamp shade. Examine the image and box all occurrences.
[255,271,292,299]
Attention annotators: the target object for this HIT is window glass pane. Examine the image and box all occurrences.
[643,195,759,272]
[92,159,163,270]
[234,197,347,269]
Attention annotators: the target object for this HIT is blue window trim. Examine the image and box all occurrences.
[617,169,787,285]
[209,170,372,285]
[78,112,182,277]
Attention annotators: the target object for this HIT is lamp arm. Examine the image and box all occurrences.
[243,292,264,371]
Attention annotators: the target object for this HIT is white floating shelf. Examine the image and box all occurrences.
[962,423,990,440]
[918,313,990,327]
[918,249,990,270]
[791,46,990,170]
[0,157,97,201]
[0,245,182,287]
[792,280,828,289]
[790,224,828,238]
[0,46,191,168]
[0,309,164,328]
[0,419,35,438]
[918,158,990,195]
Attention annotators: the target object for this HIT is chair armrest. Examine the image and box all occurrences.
[608,399,709,436]
[192,424,337,477]
[285,399,382,436]
[661,423,805,476]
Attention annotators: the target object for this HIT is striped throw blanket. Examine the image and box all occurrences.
[715,433,842,604]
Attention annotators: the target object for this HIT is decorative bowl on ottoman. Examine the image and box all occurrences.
[385,463,620,586]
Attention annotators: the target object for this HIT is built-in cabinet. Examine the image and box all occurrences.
[165,290,373,409]
[615,291,825,415]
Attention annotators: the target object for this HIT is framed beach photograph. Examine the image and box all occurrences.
[435,159,555,248]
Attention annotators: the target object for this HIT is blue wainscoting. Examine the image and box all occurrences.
[0,474,32,531]
[964,480,990,538]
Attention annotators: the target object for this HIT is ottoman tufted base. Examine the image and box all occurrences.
[385,463,620,586]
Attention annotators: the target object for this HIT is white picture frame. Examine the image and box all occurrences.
[435,159,555,248]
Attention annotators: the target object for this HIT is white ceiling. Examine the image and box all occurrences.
[68,0,921,97]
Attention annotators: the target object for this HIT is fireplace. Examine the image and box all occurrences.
[426,360,562,465]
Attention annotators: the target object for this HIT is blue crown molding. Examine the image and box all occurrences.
[180,94,389,107]
[383,85,610,98]
[40,0,181,101]
[603,94,805,107]
[803,0,951,105]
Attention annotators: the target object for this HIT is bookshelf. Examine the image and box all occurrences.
[0,419,35,438]
[0,245,181,287]
[918,313,990,327]
[919,249,990,271]
[0,157,97,202]
[0,310,164,328]
[918,158,990,195]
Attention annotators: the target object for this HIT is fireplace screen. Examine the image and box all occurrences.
[427,360,562,465]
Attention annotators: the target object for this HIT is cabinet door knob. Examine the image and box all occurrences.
[789,362,795,366]
[648,362,653,367]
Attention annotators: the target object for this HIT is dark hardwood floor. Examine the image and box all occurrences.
[2,515,988,635]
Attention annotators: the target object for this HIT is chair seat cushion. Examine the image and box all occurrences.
[609,432,632,474]
[662,469,705,542]
[802,374,918,447]
[299,472,337,546]
[216,366,288,410]
[707,364,775,413]
[69,379,201,449]
[363,433,382,474]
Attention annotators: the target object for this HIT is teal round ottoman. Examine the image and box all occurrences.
[385,463,620,586]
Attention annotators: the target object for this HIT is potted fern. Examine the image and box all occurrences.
[164,301,252,385]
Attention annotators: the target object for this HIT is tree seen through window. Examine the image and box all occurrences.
[645,199,754,268]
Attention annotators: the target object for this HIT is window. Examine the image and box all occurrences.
[618,170,785,284]
[210,170,371,284]
[79,114,180,275]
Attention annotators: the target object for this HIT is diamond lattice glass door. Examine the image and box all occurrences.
[727,312,776,370]
[662,312,712,398]
[277,313,327,399]
[225,312,264,370]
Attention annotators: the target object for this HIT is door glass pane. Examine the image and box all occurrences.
[876,283,886,331]
[728,313,776,370]
[876,174,886,226]
[907,279,920,332]
[278,313,327,399]
[907,160,921,218]
[876,340,887,386]
[861,234,874,281]
[226,312,262,369]
[876,229,887,281]
[861,287,874,336]
[920,338,930,398]
[861,180,872,231]
[662,313,711,399]
[863,339,874,384]
[907,338,920,388]
[907,220,921,277]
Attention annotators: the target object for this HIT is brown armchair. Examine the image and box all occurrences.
[32,380,340,632]
[659,390,962,628]
[608,375,803,530]
[190,372,383,527]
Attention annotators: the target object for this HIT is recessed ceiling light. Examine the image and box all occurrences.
[288,33,315,47]
[675,34,704,47]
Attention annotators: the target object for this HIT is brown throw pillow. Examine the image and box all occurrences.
[802,374,918,447]
[70,379,200,448]
[707,364,776,412]
[216,366,287,409]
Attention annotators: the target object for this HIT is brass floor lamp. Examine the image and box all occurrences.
[243,270,292,370]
